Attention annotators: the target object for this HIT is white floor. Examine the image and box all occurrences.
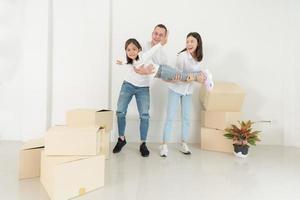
[1,141,300,200]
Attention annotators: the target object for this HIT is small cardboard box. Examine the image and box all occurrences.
[40,151,105,200]
[201,127,233,153]
[66,109,113,131]
[44,126,101,156]
[19,138,44,179]
[201,111,242,130]
[200,82,245,111]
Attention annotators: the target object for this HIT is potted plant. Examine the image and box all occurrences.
[224,120,261,158]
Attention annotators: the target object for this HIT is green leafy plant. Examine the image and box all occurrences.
[224,120,261,146]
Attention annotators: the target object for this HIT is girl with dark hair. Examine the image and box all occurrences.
[159,32,211,157]
[113,37,168,157]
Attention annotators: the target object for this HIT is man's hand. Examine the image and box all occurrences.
[160,32,168,46]
[134,64,155,75]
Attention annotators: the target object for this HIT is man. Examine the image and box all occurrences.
[144,24,168,65]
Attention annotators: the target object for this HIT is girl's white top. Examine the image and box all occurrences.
[123,43,163,87]
[168,51,201,95]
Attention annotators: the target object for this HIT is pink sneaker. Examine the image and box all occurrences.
[203,69,214,91]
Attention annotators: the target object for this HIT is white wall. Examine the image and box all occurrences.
[1,0,299,147]
[111,0,300,145]
[51,0,110,125]
[21,0,49,141]
[0,0,23,140]
[283,1,299,147]
[0,0,48,141]
[0,0,110,141]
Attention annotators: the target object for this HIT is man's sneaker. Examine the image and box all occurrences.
[179,142,191,155]
[159,144,168,157]
[112,137,127,153]
[140,142,150,157]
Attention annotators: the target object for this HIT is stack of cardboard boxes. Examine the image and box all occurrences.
[19,109,113,200]
[200,82,245,153]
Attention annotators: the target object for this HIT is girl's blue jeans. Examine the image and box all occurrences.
[163,88,192,142]
[116,81,150,141]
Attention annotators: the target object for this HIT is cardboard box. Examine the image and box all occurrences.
[66,109,113,131]
[200,82,245,111]
[99,129,111,159]
[19,138,44,179]
[40,151,105,200]
[201,111,242,130]
[45,126,101,156]
[200,127,233,153]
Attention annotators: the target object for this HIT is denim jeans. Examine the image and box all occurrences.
[163,88,192,142]
[116,81,150,141]
[155,65,200,81]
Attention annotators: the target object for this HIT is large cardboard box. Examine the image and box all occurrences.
[100,129,111,159]
[201,127,233,153]
[200,82,245,111]
[45,126,101,156]
[40,151,105,200]
[19,138,44,179]
[66,109,113,131]
[201,111,242,130]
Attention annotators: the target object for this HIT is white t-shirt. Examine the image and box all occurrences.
[168,51,201,95]
[142,41,168,65]
[124,43,167,87]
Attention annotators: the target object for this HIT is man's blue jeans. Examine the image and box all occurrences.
[155,65,200,81]
[116,81,150,141]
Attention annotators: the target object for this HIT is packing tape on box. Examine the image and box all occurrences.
[79,187,86,196]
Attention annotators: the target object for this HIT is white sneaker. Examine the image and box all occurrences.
[159,144,168,157]
[234,152,248,158]
[179,142,191,155]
